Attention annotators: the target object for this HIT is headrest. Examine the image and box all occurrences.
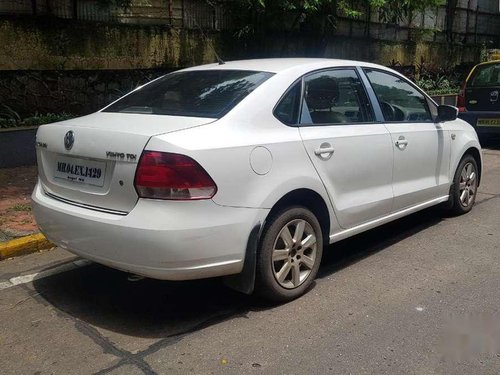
[306,76,339,110]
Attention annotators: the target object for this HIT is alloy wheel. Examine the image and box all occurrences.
[458,162,477,207]
[271,219,318,289]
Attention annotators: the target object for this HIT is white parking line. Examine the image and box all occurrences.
[0,259,91,291]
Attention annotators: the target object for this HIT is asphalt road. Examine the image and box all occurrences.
[1,145,499,375]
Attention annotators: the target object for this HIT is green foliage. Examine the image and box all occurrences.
[414,60,461,95]
[10,203,32,212]
[232,0,445,29]
[415,75,460,95]
[228,0,445,56]
[377,0,445,24]
[22,113,74,127]
[0,110,74,129]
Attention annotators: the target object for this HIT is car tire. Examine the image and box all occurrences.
[447,154,479,215]
[255,206,323,303]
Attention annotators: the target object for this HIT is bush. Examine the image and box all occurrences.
[415,75,461,96]
[413,58,461,96]
[21,113,74,127]
[0,109,74,129]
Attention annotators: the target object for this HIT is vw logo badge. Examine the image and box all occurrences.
[64,131,74,150]
[490,90,499,103]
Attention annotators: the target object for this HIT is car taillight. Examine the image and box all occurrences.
[457,83,466,112]
[134,151,217,200]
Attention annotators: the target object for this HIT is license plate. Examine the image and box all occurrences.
[54,156,106,187]
[477,118,500,127]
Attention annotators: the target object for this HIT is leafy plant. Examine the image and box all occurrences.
[229,0,445,32]
[0,104,21,123]
[227,0,445,56]
[0,113,74,129]
[21,113,74,127]
[414,58,461,95]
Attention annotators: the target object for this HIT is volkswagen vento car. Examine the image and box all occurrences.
[32,59,482,301]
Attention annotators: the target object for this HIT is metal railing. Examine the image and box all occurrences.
[0,0,231,29]
[0,0,498,41]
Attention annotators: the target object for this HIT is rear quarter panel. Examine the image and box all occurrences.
[146,71,342,235]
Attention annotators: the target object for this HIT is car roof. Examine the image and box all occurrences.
[473,59,500,68]
[466,60,500,83]
[180,58,386,74]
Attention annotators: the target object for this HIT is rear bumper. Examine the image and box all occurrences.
[32,182,269,280]
[459,112,500,134]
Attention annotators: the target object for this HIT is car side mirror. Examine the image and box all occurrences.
[437,105,458,122]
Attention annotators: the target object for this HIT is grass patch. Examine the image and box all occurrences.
[10,203,32,212]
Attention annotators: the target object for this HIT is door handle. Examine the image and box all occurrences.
[395,136,408,149]
[314,143,335,159]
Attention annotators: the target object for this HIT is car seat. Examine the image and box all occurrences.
[306,76,348,124]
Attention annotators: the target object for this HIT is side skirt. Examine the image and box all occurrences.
[329,195,449,244]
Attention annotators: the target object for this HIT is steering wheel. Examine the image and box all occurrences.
[379,101,396,122]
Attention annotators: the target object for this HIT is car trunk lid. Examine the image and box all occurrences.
[35,112,215,213]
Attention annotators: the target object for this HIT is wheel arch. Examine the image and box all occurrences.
[223,188,333,295]
[463,147,482,186]
[263,188,331,245]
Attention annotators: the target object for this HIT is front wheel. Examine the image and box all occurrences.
[448,154,479,215]
[255,207,323,302]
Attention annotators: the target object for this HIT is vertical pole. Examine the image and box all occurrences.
[168,0,173,26]
[365,6,371,37]
[73,0,78,19]
[433,7,437,42]
[181,0,185,28]
[465,0,471,44]
[474,5,478,44]
[212,4,216,30]
[31,0,37,15]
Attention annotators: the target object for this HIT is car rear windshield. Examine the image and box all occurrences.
[468,63,500,87]
[103,70,274,118]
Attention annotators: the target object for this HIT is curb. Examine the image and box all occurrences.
[0,233,54,260]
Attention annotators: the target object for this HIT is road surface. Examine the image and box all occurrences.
[1,147,499,374]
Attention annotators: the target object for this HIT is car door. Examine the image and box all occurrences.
[362,68,451,211]
[296,68,394,229]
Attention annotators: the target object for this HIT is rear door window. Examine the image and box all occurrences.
[104,70,274,118]
[300,69,374,125]
[468,63,500,87]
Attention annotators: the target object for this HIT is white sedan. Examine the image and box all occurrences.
[32,58,482,301]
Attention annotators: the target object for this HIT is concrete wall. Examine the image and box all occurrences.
[0,17,219,70]
[0,16,486,72]
[0,16,485,120]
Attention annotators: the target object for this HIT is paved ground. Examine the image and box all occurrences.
[1,146,499,375]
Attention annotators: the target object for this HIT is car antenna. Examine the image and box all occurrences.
[186,8,225,65]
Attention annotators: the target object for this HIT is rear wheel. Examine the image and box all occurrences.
[448,154,478,215]
[255,207,323,302]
